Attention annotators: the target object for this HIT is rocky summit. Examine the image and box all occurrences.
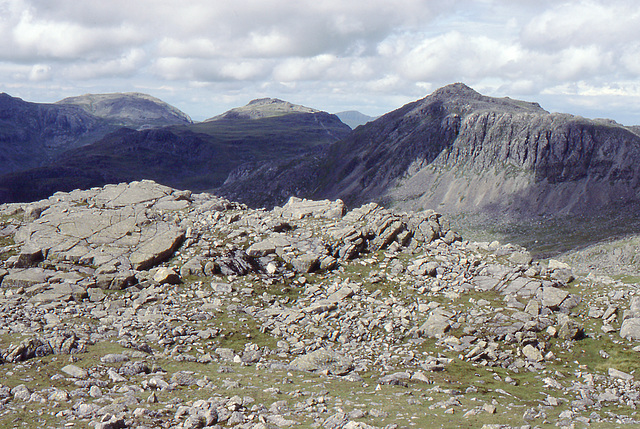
[1,180,640,428]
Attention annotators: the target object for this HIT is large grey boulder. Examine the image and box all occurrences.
[417,309,452,338]
[290,349,353,375]
[281,197,346,220]
[621,318,640,341]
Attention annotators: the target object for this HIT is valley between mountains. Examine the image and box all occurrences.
[1,85,640,428]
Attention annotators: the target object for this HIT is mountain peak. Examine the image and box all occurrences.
[423,83,547,115]
[432,82,479,98]
[207,98,320,121]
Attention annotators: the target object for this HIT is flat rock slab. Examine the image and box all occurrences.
[280,196,346,220]
[61,364,88,379]
[13,181,186,271]
[1,268,56,288]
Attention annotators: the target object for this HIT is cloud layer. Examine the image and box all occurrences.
[2,0,640,124]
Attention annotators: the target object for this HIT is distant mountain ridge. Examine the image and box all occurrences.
[0,98,351,203]
[207,98,320,121]
[56,92,193,129]
[334,110,377,129]
[0,91,194,177]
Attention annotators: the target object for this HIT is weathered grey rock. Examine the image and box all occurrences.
[11,384,32,401]
[14,246,44,268]
[119,361,150,376]
[170,371,198,386]
[323,411,348,429]
[620,318,640,341]
[107,369,127,382]
[247,236,291,257]
[282,197,346,220]
[216,249,258,276]
[290,254,320,273]
[153,267,181,285]
[61,364,88,379]
[130,225,185,270]
[13,182,186,272]
[509,251,533,265]
[538,286,569,309]
[180,257,204,277]
[29,283,87,303]
[290,349,353,375]
[558,317,583,340]
[3,337,53,362]
[94,416,127,429]
[624,296,640,319]
[608,368,634,380]
[87,287,106,302]
[522,344,543,362]
[1,268,55,288]
[101,354,130,364]
[417,309,452,338]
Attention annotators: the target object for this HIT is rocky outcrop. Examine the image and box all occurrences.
[1,180,640,427]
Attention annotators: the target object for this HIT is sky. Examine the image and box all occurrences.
[2,0,640,124]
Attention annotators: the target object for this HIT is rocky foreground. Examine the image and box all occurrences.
[1,180,640,428]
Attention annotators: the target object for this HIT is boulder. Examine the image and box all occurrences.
[522,344,544,362]
[620,318,640,341]
[417,309,452,338]
[61,364,88,379]
[291,254,320,273]
[153,267,181,285]
[538,286,569,309]
[281,197,345,220]
[290,349,353,375]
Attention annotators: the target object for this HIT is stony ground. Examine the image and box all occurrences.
[1,180,640,429]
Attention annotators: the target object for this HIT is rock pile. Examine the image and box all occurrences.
[0,180,639,428]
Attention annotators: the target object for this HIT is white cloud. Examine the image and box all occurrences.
[10,8,144,60]
[65,49,147,80]
[521,0,640,50]
[2,0,640,124]
[28,63,51,81]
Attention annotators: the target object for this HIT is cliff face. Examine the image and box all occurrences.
[389,111,640,216]
[311,83,640,217]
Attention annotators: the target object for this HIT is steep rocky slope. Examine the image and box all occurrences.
[313,83,640,218]
[0,99,351,203]
[1,180,640,427]
[56,92,193,129]
[0,93,117,175]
